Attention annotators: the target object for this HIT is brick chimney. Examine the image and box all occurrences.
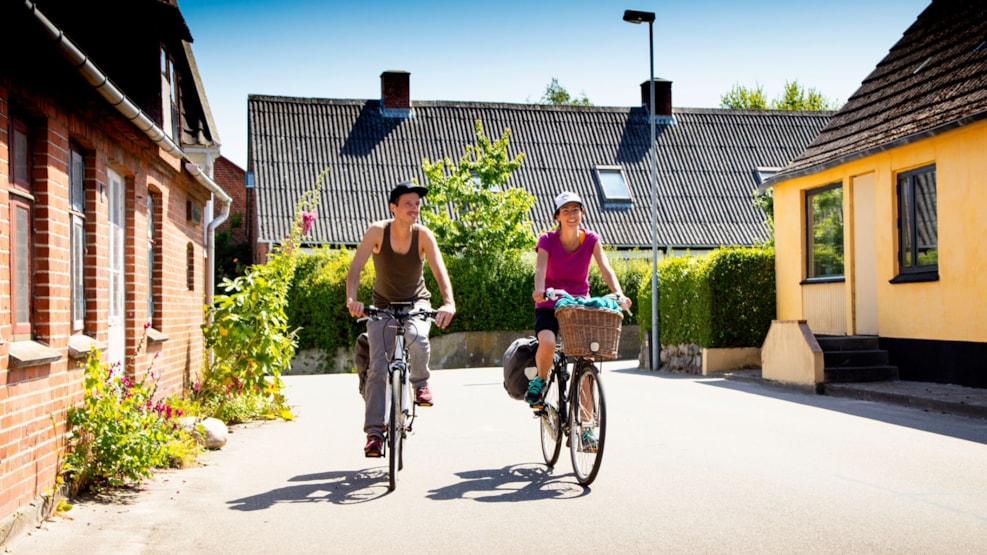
[380,70,414,118]
[640,78,675,124]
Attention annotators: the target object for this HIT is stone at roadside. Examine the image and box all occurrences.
[178,416,229,449]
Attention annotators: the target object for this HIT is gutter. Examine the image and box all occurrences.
[24,0,232,306]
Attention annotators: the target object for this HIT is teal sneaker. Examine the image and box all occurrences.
[526,377,546,407]
[580,428,599,452]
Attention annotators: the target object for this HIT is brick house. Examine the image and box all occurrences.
[214,155,251,248]
[0,0,231,534]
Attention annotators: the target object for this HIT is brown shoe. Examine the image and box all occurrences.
[364,434,383,457]
[415,384,433,406]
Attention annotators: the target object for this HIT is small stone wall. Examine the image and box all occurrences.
[660,343,704,374]
[287,325,641,374]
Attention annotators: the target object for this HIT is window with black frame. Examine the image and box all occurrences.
[806,183,844,280]
[896,164,938,280]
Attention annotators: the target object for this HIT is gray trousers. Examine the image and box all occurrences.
[363,301,432,435]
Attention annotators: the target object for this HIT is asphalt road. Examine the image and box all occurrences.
[5,362,987,554]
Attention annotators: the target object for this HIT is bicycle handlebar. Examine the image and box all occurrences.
[358,305,438,323]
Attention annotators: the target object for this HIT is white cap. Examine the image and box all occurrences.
[554,191,584,213]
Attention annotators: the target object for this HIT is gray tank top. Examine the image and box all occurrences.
[371,222,431,307]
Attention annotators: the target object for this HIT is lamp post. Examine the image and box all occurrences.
[622,9,659,371]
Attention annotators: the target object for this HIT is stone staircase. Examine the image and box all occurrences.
[816,335,899,383]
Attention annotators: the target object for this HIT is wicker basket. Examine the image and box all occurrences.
[555,304,623,359]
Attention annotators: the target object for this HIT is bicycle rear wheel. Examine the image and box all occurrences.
[387,367,404,491]
[569,361,606,486]
[539,370,563,466]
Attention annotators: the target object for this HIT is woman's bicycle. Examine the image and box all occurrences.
[361,302,437,491]
[535,288,627,486]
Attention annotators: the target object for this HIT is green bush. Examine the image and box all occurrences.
[638,246,775,348]
[286,248,646,364]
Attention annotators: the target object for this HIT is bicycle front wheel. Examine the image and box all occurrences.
[569,362,606,486]
[388,367,404,491]
[539,371,563,467]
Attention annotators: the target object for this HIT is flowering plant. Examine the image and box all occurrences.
[199,169,327,422]
[64,328,197,490]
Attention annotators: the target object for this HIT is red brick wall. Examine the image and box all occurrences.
[0,78,208,521]
[213,155,250,246]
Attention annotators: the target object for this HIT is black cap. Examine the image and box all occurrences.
[389,181,429,205]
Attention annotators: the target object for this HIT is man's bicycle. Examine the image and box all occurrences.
[535,288,627,486]
[361,302,437,491]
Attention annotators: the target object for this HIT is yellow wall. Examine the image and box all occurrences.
[772,118,987,342]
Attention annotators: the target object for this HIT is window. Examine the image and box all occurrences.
[10,116,33,339]
[896,165,938,278]
[160,45,180,141]
[70,144,86,331]
[806,183,843,279]
[594,166,632,204]
[147,191,162,325]
[755,167,781,186]
[187,243,195,291]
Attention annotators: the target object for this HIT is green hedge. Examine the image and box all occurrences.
[287,249,647,355]
[637,246,775,348]
[286,246,771,356]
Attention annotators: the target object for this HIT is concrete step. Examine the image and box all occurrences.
[816,335,898,384]
[824,349,890,368]
[816,335,880,351]
[824,365,899,383]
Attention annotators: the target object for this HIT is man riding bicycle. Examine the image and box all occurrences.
[346,181,456,457]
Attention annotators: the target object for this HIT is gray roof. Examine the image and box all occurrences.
[248,97,831,249]
[770,0,987,183]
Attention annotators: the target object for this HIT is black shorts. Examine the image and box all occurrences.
[535,307,559,335]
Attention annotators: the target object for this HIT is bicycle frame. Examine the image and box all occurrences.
[362,303,437,491]
[537,287,621,486]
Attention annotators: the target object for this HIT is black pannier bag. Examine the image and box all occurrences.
[503,336,539,400]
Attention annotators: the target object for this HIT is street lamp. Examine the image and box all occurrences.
[623,9,660,371]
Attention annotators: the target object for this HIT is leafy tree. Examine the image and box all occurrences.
[721,83,769,109]
[540,77,592,106]
[721,80,839,110]
[771,80,838,110]
[752,187,775,247]
[420,120,535,256]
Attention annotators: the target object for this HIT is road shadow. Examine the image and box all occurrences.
[700,378,987,445]
[226,467,392,510]
[426,463,588,502]
[609,367,987,444]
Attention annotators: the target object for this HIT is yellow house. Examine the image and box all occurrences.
[760,0,987,389]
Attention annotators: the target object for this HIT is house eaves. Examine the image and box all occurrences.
[764,0,987,190]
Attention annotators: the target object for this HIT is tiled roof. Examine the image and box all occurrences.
[248,97,831,249]
[771,0,987,181]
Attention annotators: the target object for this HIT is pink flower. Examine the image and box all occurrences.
[300,210,317,235]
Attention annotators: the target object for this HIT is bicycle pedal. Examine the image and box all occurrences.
[415,401,433,407]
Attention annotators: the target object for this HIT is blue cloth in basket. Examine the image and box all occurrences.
[555,293,622,311]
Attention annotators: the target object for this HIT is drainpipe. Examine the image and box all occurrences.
[186,163,231,307]
[23,0,232,306]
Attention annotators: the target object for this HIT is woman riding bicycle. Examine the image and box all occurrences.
[529,191,632,421]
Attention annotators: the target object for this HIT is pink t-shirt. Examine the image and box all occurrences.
[535,228,599,309]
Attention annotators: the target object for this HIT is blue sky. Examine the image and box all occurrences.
[180,0,931,168]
